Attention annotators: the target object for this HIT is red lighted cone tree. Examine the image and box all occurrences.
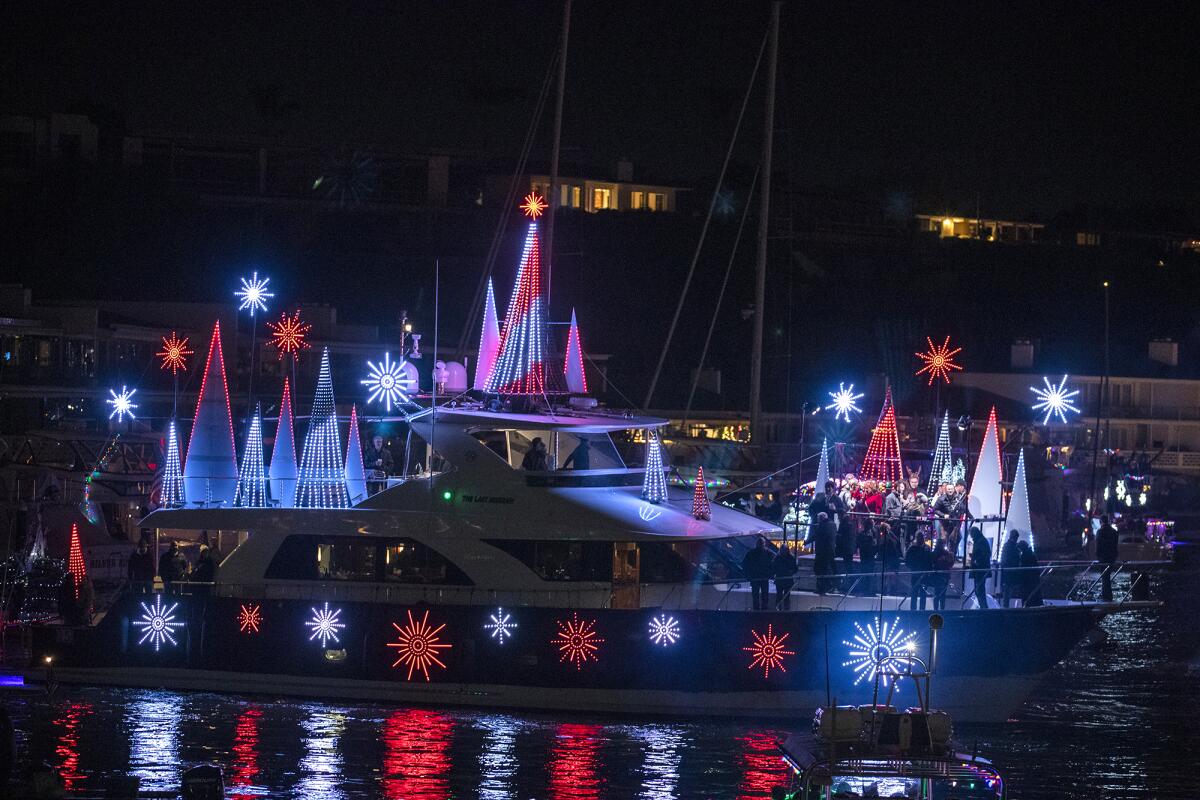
[859,387,904,485]
[692,467,711,520]
[67,523,86,599]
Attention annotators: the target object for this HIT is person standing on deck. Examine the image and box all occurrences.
[968,527,993,609]
[772,545,798,610]
[741,536,775,610]
[1000,529,1022,607]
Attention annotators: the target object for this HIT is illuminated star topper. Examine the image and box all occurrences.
[520,191,547,219]
[1031,374,1081,425]
[915,335,964,385]
[267,309,312,357]
[157,332,193,375]
[106,386,138,422]
[235,271,273,316]
[825,382,864,423]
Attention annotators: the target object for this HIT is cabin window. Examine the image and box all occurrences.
[486,539,613,582]
[264,535,473,584]
[382,540,472,585]
[506,429,626,471]
[317,540,377,581]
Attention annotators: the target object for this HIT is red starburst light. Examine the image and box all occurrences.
[266,309,312,358]
[520,191,547,219]
[743,624,795,678]
[388,609,452,681]
[914,335,963,385]
[551,612,603,670]
[238,603,262,634]
[157,331,193,375]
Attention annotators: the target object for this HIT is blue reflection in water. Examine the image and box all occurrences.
[295,707,347,800]
[631,725,686,800]
[475,714,524,800]
[125,691,180,793]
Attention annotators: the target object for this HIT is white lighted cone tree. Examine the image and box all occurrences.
[183,321,239,506]
[161,419,185,508]
[345,404,368,505]
[1005,448,1033,549]
[928,411,952,495]
[813,437,830,491]
[295,348,350,509]
[473,279,501,391]
[564,308,588,394]
[269,377,298,508]
[234,404,268,507]
[641,431,669,504]
[968,406,1004,552]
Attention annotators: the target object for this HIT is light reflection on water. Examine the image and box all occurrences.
[7,554,1197,798]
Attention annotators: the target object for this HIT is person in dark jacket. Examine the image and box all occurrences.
[561,438,591,470]
[807,481,844,540]
[521,438,549,471]
[905,537,932,610]
[968,527,993,609]
[813,513,838,595]
[192,545,217,595]
[772,546,798,610]
[835,514,857,589]
[127,541,155,593]
[365,434,395,494]
[856,524,878,595]
[934,480,972,557]
[929,539,955,610]
[879,522,903,596]
[1095,515,1119,601]
[999,529,1022,607]
[1016,541,1043,606]
[159,541,184,593]
[741,536,775,610]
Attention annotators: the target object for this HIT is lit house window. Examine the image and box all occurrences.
[631,191,644,210]
[571,186,581,208]
[592,187,612,210]
[648,192,666,211]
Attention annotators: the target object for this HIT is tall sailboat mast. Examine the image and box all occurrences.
[545,0,572,314]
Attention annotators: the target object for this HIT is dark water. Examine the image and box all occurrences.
[5,548,1197,799]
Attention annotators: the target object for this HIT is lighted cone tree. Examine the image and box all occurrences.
[345,404,367,505]
[161,419,185,508]
[859,387,904,485]
[1006,448,1033,548]
[483,193,567,395]
[183,321,239,506]
[296,348,350,508]
[472,279,501,391]
[813,437,830,491]
[969,406,1004,550]
[67,523,86,600]
[234,404,268,507]
[564,308,588,394]
[928,411,952,494]
[269,377,298,508]
[692,467,711,520]
[642,431,668,504]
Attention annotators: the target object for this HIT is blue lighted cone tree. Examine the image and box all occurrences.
[345,404,368,505]
[564,308,588,394]
[269,377,298,508]
[473,278,501,391]
[295,348,350,509]
[928,411,952,495]
[642,431,669,504]
[1005,448,1033,549]
[483,193,567,395]
[234,404,268,507]
[813,437,830,491]
[161,419,185,508]
[183,321,239,506]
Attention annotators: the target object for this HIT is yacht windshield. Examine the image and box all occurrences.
[489,429,626,471]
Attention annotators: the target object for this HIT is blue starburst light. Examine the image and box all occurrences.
[133,595,184,651]
[842,617,917,687]
[361,353,415,412]
[235,271,273,316]
[1030,375,1081,424]
[825,382,864,423]
[107,386,138,422]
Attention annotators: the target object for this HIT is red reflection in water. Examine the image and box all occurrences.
[380,708,453,799]
[53,702,93,791]
[229,706,262,799]
[548,723,603,800]
[737,731,788,799]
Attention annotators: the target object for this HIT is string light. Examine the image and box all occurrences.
[743,624,795,678]
[648,614,680,647]
[296,348,350,509]
[859,387,904,485]
[106,386,138,422]
[361,352,415,412]
[915,335,963,385]
[1031,375,1081,424]
[238,604,262,634]
[157,332,193,375]
[66,523,86,600]
[843,617,917,687]
[388,609,452,681]
[1006,449,1033,548]
[484,608,517,643]
[552,613,603,670]
[234,404,268,507]
[161,420,185,507]
[825,382,864,423]
[306,602,345,647]
[691,466,711,520]
[267,309,311,358]
[235,271,273,316]
[564,308,588,393]
[134,595,184,651]
[928,411,952,494]
[641,431,668,504]
[344,404,367,505]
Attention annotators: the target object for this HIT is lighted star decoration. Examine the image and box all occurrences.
[238,603,262,634]
[1031,374,1082,425]
[825,382,864,423]
[266,309,312,358]
[484,607,517,644]
[133,595,184,651]
[743,624,795,679]
[106,386,138,422]
[157,332,193,375]
[914,336,964,385]
[388,609,452,681]
[235,271,273,316]
[648,614,681,647]
[552,612,603,670]
[843,617,918,687]
[361,352,416,412]
[305,602,345,647]
[520,191,547,219]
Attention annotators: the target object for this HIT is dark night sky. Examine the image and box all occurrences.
[4,1,1199,219]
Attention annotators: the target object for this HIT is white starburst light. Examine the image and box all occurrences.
[235,271,273,316]
[306,602,345,647]
[648,614,681,646]
[361,353,415,412]
[825,382,864,423]
[106,385,138,422]
[1030,374,1081,425]
[484,607,517,643]
[842,617,917,687]
[133,595,184,651]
